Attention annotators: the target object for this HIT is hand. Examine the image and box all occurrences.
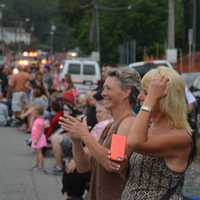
[59,115,90,140]
[106,150,128,172]
[95,150,120,173]
[66,159,76,173]
[146,75,169,105]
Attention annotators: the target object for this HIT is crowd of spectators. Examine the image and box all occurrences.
[0,62,116,199]
[0,62,199,200]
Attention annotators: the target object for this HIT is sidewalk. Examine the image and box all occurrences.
[0,127,64,200]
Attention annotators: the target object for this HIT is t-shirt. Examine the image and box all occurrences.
[90,119,113,141]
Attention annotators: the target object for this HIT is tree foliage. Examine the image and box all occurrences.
[2,0,193,63]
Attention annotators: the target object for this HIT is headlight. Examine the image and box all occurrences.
[41,59,47,64]
[18,60,29,66]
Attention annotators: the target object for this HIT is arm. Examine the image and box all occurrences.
[81,117,135,172]
[128,76,191,157]
[80,133,113,171]
[128,119,191,157]
[60,115,124,172]
[21,106,36,119]
[71,139,91,173]
[66,159,76,173]
[66,146,93,173]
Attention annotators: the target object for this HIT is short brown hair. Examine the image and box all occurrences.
[107,67,141,105]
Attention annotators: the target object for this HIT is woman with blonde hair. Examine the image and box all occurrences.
[112,67,193,199]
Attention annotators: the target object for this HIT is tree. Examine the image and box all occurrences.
[2,0,192,63]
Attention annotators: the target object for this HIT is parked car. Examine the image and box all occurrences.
[128,60,173,78]
[60,59,101,94]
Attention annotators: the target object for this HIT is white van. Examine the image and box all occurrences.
[60,59,101,94]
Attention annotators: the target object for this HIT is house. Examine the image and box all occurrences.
[0,27,31,45]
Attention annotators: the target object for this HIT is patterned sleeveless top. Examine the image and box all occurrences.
[121,152,186,200]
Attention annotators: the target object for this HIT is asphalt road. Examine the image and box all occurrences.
[0,126,199,199]
[0,127,64,200]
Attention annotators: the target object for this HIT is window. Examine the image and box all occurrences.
[83,64,95,75]
[68,64,81,74]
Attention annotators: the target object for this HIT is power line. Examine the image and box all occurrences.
[97,5,133,11]
[80,3,93,9]
[80,1,134,62]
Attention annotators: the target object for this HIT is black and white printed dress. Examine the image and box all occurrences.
[121,152,186,200]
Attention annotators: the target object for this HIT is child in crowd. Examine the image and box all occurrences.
[31,105,47,170]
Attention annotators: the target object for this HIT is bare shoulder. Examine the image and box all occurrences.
[118,116,135,136]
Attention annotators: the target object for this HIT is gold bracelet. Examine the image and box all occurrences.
[141,106,152,112]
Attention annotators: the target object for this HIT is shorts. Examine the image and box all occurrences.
[12,92,27,112]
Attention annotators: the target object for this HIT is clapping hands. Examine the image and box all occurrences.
[59,114,90,141]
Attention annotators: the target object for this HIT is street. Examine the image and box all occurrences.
[0,127,200,199]
[0,127,63,200]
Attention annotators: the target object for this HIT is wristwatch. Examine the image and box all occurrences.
[141,106,152,112]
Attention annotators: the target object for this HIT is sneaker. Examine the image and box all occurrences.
[44,166,63,175]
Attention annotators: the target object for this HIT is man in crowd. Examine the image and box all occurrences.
[9,65,31,123]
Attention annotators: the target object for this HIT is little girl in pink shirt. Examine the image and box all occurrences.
[31,105,47,170]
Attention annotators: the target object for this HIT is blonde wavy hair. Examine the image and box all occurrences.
[142,66,192,134]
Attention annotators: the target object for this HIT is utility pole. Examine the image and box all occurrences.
[86,1,133,63]
[168,0,175,49]
[167,0,177,64]
[92,0,101,62]
[192,0,197,68]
